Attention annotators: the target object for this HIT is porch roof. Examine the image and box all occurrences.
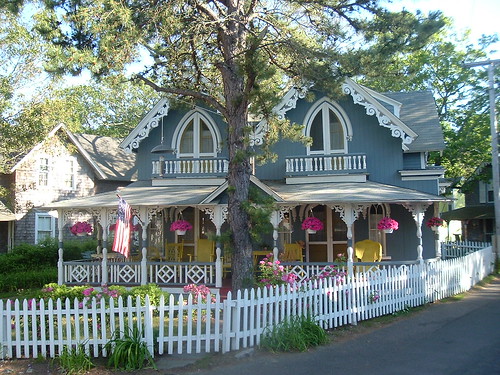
[44,182,220,209]
[265,180,447,204]
[440,205,495,221]
[0,201,15,221]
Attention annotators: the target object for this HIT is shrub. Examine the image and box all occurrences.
[105,327,156,371]
[0,269,57,293]
[260,315,328,352]
[58,344,94,375]
[128,284,168,306]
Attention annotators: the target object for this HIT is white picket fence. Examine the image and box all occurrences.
[1,246,495,360]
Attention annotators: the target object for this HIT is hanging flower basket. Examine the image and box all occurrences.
[426,217,443,231]
[70,221,92,236]
[377,217,398,232]
[301,217,323,233]
[170,220,192,235]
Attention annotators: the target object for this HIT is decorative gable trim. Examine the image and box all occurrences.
[120,98,170,154]
[250,86,308,146]
[342,78,417,147]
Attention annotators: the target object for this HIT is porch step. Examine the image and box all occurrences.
[218,287,232,301]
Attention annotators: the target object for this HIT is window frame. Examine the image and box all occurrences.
[35,211,56,244]
[173,110,221,159]
[304,99,352,156]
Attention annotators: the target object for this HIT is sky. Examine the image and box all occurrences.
[383,0,500,58]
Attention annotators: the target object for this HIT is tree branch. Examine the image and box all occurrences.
[134,74,227,117]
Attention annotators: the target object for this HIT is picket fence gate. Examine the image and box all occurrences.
[0,246,495,360]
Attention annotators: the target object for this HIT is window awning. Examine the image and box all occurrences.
[0,202,15,221]
[440,205,495,221]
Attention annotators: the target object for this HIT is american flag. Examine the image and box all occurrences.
[112,197,132,258]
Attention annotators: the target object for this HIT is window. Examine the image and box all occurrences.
[62,158,76,190]
[306,101,350,155]
[35,212,56,243]
[176,111,218,158]
[38,158,50,187]
[479,181,494,203]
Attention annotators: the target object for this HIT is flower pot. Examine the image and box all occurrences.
[76,232,87,237]
[176,230,187,235]
[306,229,316,234]
[383,228,393,234]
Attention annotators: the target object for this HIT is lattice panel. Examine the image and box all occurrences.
[155,265,178,284]
[70,265,89,283]
[186,265,210,285]
[117,265,137,283]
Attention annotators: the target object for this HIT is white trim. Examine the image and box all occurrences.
[363,86,403,117]
[286,174,366,184]
[303,98,352,155]
[120,98,170,153]
[35,211,57,244]
[152,178,225,186]
[342,78,417,146]
[172,109,221,157]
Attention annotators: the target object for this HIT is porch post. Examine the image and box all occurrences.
[57,209,64,285]
[270,211,280,260]
[331,203,364,277]
[100,208,109,286]
[208,205,226,288]
[403,203,428,262]
[139,207,149,285]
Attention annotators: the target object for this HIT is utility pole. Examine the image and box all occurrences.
[463,59,500,257]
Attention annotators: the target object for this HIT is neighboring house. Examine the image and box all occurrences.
[47,77,447,289]
[0,200,15,252]
[441,163,495,242]
[0,124,137,248]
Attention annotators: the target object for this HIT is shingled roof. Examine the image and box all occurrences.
[383,91,444,153]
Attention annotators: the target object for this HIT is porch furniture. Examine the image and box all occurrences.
[222,252,232,278]
[165,241,184,262]
[281,243,304,262]
[147,246,164,261]
[188,239,215,262]
[354,239,382,272]
[91,252,125,261]
[252,249,271,265]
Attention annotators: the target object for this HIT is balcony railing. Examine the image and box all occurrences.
[152,157,229,178]
[285,154,367,176]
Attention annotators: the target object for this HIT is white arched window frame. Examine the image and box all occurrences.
[172,110,221,158]
[304,99,352,155]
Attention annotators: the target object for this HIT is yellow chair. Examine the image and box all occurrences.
[165,241,184,262]
[222,251,232,278]
[354,239,382,272]
[148,246,163,261]
[189,239,215,262]
[281,243,303,262]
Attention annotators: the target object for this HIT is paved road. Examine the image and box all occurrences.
[174,277,500,375]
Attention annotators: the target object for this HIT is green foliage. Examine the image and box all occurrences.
[0,268,57,292]
[260,315,328,352]
[58,344,94,375]
[128,284,168,306]
[105,327,156,371]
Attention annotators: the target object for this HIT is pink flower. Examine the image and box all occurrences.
[82,288,94,297]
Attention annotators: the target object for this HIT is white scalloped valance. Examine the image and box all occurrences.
[123,99,170,154]
[342,80,414,146]
[250,86,308,147]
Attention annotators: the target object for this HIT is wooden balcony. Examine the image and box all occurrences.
[285,153,367,176]
[152,157,229,178]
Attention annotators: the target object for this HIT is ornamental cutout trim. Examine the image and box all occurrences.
[250,86,308,146]
[123,100,170,153]
[342,81,414,146]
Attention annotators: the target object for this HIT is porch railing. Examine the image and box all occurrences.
[63,260,215,287]
[441,240,491,259]
[152,157,229,178]
[285,153,367,176]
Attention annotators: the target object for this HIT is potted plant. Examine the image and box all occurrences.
[301,217,324,234]
[70,221,93,236]
[426,217,444,232]
[377,217,398,233]
[170,220,193,235]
